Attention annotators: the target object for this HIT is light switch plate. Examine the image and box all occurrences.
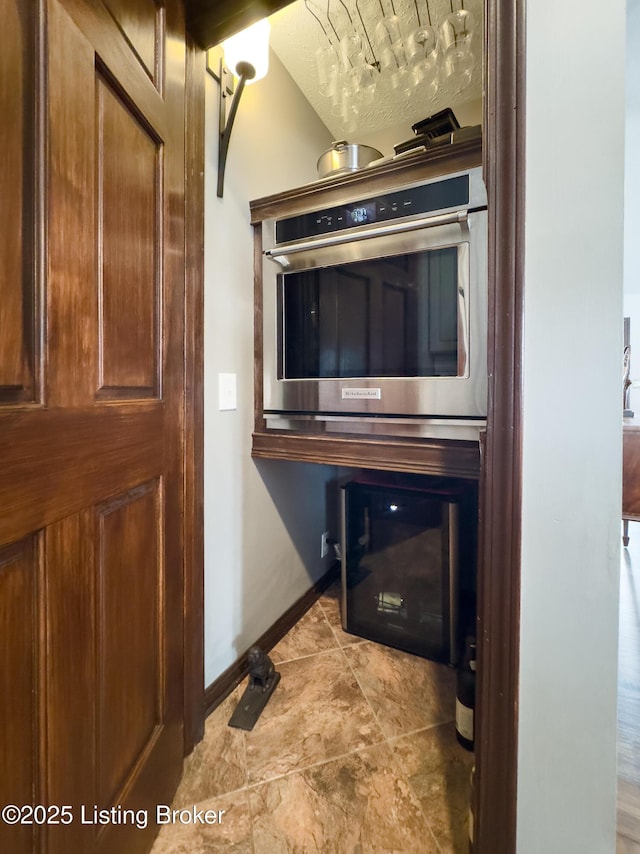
[218,373,237,411]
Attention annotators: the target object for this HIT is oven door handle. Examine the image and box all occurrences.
[264,210,468,264]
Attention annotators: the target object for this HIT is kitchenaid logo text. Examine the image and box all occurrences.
[341,388,381,400]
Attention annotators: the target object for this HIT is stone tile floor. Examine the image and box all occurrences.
[150,582,473,853]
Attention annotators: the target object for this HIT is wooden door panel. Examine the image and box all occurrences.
[44,511,96,854]
[60,0,169,136]
[0,406,163,545]
[0,0,37,403]
[0,538,39,854]
[0,0,187,852]
[97,74,161,398]
[623,428,640,517]
[103,0,163,87]
[97,482,163,806]
[47,0,96,406]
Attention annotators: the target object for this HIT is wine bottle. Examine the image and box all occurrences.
[456,636,477,751]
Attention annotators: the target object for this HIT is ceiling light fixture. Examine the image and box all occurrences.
[216,18,270,198]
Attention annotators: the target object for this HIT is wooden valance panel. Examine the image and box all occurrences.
[251,432,481,479]
[186,0,292,48]
[250,137,483,224]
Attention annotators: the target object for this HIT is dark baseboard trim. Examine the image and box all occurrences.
[203,562,340,719]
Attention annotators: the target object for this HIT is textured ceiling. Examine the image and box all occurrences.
[268,0,483,141]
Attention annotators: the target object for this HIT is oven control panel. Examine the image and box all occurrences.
[275,173,469,245]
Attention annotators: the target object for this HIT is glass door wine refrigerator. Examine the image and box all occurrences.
[341,478,474,665]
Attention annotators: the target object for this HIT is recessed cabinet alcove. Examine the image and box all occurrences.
[186,0,524,849]
[250,135,484,481]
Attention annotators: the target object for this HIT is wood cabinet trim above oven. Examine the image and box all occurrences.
[249,138,482,224]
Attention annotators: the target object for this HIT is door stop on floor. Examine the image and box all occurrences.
[228,646,280,731]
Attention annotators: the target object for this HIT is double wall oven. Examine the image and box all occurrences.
[259,163,488,440]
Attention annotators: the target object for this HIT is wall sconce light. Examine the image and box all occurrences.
[217,19,270,198]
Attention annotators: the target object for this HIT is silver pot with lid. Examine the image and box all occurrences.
[317,140,383,179]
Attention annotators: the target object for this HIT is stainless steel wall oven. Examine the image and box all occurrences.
[260,165,488,440]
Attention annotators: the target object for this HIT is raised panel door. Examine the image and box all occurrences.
[0,2,187,853]
[0,0,38,404]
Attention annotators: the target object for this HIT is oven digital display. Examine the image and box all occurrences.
[347,202,376,226]
[274,174,469,244]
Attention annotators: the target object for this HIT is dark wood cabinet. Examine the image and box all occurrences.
[623,419,640,545]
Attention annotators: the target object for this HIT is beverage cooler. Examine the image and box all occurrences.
[340,478,475,665]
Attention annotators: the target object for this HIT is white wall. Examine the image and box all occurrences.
[356,97,483,158]
[203,51,337,686]
[625,0,640,296]
[624,0,640,412]
[517,1,625,851]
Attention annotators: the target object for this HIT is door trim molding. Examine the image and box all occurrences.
[475,0,525,850]
[183,34,206,754]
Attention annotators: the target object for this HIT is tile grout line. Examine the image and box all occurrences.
[240,618,384,802]
[384,734,446,854]
[280,636,454,852]
[193,641,388,803]
[239,728,257,854]
[385,717,457,745]
[271,643,341,667]
[340,641,449,853]
[175,606,461,853]
[316,595,346,650]
[273,634,370,666]
[319,600,456,743]
[270,599,366,667]
[186,738,395,810]
[339,641,452,854]
[316,592,370,652]
[178,716,458,814]
[244,641,390,788]
[185,642,388,809]
[222,608,368,811]
[246,739,392,792]
[338,640,391,739]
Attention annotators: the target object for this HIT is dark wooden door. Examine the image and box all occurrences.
[0,1,186,853]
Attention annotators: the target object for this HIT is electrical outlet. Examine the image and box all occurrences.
[321,530,330,559]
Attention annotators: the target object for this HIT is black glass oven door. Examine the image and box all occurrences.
[281,246,462,380]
